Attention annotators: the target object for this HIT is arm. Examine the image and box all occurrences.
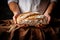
[44,2,56,15]
[44,1,56,23]
[8,2,20,24]
[8,2,20,15]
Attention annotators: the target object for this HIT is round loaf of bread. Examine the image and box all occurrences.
[17,12,48,26]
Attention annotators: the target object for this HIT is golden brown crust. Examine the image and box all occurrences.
[17,12,40,21]
[17,12,48,26]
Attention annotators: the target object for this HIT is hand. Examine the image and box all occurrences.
[35,24,45,28]
[16,24,29,28]
[35,13,51,28]
[44,13,51,24]
[13,13,20,24]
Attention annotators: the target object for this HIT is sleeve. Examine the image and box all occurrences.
[50,0,57,2]
[8,0,18,4]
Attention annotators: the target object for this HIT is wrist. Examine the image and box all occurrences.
[13,11,20,15]
[44,13,51,18]
[44,12,50,15]
[44,12,50,16]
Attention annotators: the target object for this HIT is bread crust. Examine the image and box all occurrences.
[17,12,48,26]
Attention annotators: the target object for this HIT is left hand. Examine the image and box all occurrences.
[44,13,51,24]
[35,13,51,28]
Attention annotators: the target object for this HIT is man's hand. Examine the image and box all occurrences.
[13,13,29,28]
[8,2,21,24]
[44,13,51,24]
[35,24,45,28]
[13,13,20,24]
[35,13,51,28]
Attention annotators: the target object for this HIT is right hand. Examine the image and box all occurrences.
[13,13,29,27]
[13,13,20,24]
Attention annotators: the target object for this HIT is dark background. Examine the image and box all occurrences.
[0,0,13,20]
[0,0,60,20]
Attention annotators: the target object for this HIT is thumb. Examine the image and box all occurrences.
[13,16,17,24]
[47,15,51,24]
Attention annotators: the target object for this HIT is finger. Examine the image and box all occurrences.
[16,24,25,28]
[35,24,40,28]
[37,25,40,28]
[18,24,28,27]
[47,16,51,24]
[13,16,17,24]
[24,24,29,27]
[35,24,44,28]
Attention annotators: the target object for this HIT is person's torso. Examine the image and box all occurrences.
[19,0,41,13]
[19,0,49,14]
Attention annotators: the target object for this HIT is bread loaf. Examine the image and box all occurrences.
[17,12,48,26]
